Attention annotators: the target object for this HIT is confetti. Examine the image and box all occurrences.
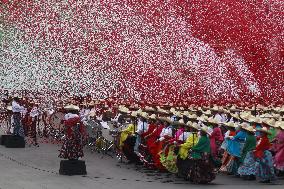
[0,0,283,105]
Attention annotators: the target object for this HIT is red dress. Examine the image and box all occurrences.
[254,135,270,159]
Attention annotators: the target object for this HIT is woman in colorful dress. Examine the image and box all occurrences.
[208,118,224,159]
[176,121,199,178]
[187,126,216,184]
[59,105,87,160]
[271,122,284,175]
[237,126,257,180]
[226,122,247,175]
[220,121,237,172]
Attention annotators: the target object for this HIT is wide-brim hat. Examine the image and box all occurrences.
[177,119,186,126]
[275,121,283,129]
[240,122,250,130]
[210,106,219,112]
[186,121,200,130]
[197,115,208,122]
[157,117,172,124]
[243,126,256,133]
[200,126,212,135]
[139,112,149,119]
[118,106,129,114]
[156,107,170,115]
[148,114,157,120]
[230,113,240,120]
[262,118,276,127]
[239,112,252,122]
[130,111,138,118]
[174,111,183,118]
[64,104,80,111]
[202,110,212,115]
[207,117,219,125]
[250,116,263,124]
[144,106,156,112]
[187,114,198,120]
[223,122,236,128]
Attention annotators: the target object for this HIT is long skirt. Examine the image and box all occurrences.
[176,156,191,178]
[122,136,141,163]
[274,147,284,171]
[187,156,216,184]
[227,156,240,175]
[160,145,178,173]
[59,136,84,160]
[255,150,276,181]
[238,151,256,176]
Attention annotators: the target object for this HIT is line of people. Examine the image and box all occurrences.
[118,105,284,184]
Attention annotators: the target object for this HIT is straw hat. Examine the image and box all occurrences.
[187,114,198,119]
[158,117,172,124]
[275,121,283,128]
[64,104,80,111]
[197,115,208,122]
[262,118,276,127]
[200,126,212,135]
[240,122,250,130]
[207,117,219,125]
[144,106,156,112]
[223,121,236,128]
[174,111,183,118]
[260,113,274,118]
[156,107,170,114]
[230,113,240,120]
[188,122,200,130]
[182,111,190,116]
[148,114,157,120]
[210,106,219,112]
[139,112,149,119]
[170,107,176,113]
[130,111,138,117]
[240,112,252,122]
[203,110,212,115]
[257,127,271,134]
[250,116,263,124]
[243,126,256,133]
[118,106,129,113]
[177,119,186,126]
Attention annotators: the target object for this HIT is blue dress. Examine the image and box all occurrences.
[227,130,247,157]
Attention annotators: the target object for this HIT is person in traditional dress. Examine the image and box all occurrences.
[176,121,199,178]
[239,127,275,182]
[207,117,224,159]
[271,122,284,175]
[187,125,216,184]
[225,122,248,175]
[237,126,257,180]
[121,111,141,164]
[220,122,237,172]
[59,105,87,160]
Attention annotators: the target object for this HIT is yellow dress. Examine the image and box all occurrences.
[178,133,199,160]
[119,124,135,149]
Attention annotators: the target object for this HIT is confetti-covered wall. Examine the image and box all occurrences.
[0,0,283,105]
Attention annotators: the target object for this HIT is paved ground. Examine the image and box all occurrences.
[0,140,283,189]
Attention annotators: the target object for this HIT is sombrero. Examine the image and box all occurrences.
[64,104,80,111]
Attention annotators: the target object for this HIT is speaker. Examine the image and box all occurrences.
[59,160,87,175]
[0,135,12,145]
[5,136,25,148]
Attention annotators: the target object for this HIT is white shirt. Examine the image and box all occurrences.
[159,126,172,141]
[136,121,149,134]
[12,101,25,113]
[178,131,191,141]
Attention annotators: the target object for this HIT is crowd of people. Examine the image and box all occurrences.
[0,93,284,184]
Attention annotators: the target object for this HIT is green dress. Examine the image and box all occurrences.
[268,127,277,142]
[191,135,211,159]
[240,133,256,163]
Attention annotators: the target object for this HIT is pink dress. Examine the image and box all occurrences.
[210,127,224,158]
[272,130,284,171]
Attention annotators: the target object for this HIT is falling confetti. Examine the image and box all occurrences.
[0,0,283,105]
